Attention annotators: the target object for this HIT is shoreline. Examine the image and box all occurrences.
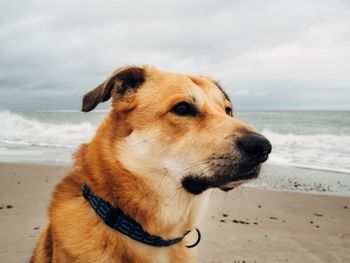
[0,162,349,262]
[1,161,349,197]
[2,160,350,175]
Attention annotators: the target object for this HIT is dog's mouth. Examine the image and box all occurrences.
[218,167,259,192]
[181,165,261,195]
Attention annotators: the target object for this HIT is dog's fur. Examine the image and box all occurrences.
[31,66,265,263]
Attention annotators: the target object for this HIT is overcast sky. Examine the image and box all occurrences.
[0,0,349,110]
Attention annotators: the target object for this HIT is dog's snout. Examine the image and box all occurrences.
[236,133,272,163]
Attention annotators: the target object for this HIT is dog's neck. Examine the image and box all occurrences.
[138,169,211,238]
[78,139,210,240]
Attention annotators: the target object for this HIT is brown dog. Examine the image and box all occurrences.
[31,66,271,262]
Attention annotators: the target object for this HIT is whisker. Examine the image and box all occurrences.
[177,158,227,175]
[164,187,182,207]
[158,170,168,189]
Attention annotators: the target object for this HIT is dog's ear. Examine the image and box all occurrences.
[82,66,145,112]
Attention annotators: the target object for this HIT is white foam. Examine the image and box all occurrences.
[0,111,96,149]
[262,129,350,174]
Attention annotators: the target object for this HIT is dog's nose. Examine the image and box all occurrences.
[236,133,272,163]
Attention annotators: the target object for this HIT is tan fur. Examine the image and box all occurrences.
[31,66,255,263]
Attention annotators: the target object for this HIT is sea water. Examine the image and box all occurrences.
[0,110,349,195]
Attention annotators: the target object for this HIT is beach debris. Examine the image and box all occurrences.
[269,216,278,220]
[222,213,228,217]
[220,219,226,223]
[232,219,249,225]
[258,205,262,208]
[0,206,3,209]
[313,213,323,217]
[316,225,320,228]
[6,205,13,209]
[253,222,258,225]
[344,206,348,209]
[293,182,301,188]
[310,221,314,224]
[34,226,39,230]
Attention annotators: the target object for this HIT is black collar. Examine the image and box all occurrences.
[82,184,199,248]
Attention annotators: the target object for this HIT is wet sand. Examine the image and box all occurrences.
[0,163,349,262]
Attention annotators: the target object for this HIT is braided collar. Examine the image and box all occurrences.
[82,184,191,247]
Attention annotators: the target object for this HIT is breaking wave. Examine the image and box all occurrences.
[0,111,96,149]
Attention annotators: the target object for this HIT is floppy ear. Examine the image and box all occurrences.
[82,66,145,112]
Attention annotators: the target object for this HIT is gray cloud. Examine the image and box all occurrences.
[0,0,349,110]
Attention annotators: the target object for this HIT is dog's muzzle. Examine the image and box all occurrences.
[181,133,272,195]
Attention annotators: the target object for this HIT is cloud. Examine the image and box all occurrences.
[0,0,349,110]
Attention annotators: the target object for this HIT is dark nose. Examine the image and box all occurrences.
[236,133,272,163]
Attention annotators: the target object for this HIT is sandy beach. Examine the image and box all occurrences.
[0,163,349,263]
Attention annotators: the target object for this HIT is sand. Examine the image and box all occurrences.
[0,163,349,263]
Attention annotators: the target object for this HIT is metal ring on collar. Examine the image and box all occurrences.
[186,228,201,248]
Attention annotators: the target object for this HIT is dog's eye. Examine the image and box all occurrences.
[171,102,197,116]
[225,107,232,116]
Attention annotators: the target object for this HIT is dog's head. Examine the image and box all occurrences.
[82,66,271,195]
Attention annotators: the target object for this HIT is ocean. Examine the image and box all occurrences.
[1,110,349,196]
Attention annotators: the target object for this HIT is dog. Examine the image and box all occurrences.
[31,66,271,262]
